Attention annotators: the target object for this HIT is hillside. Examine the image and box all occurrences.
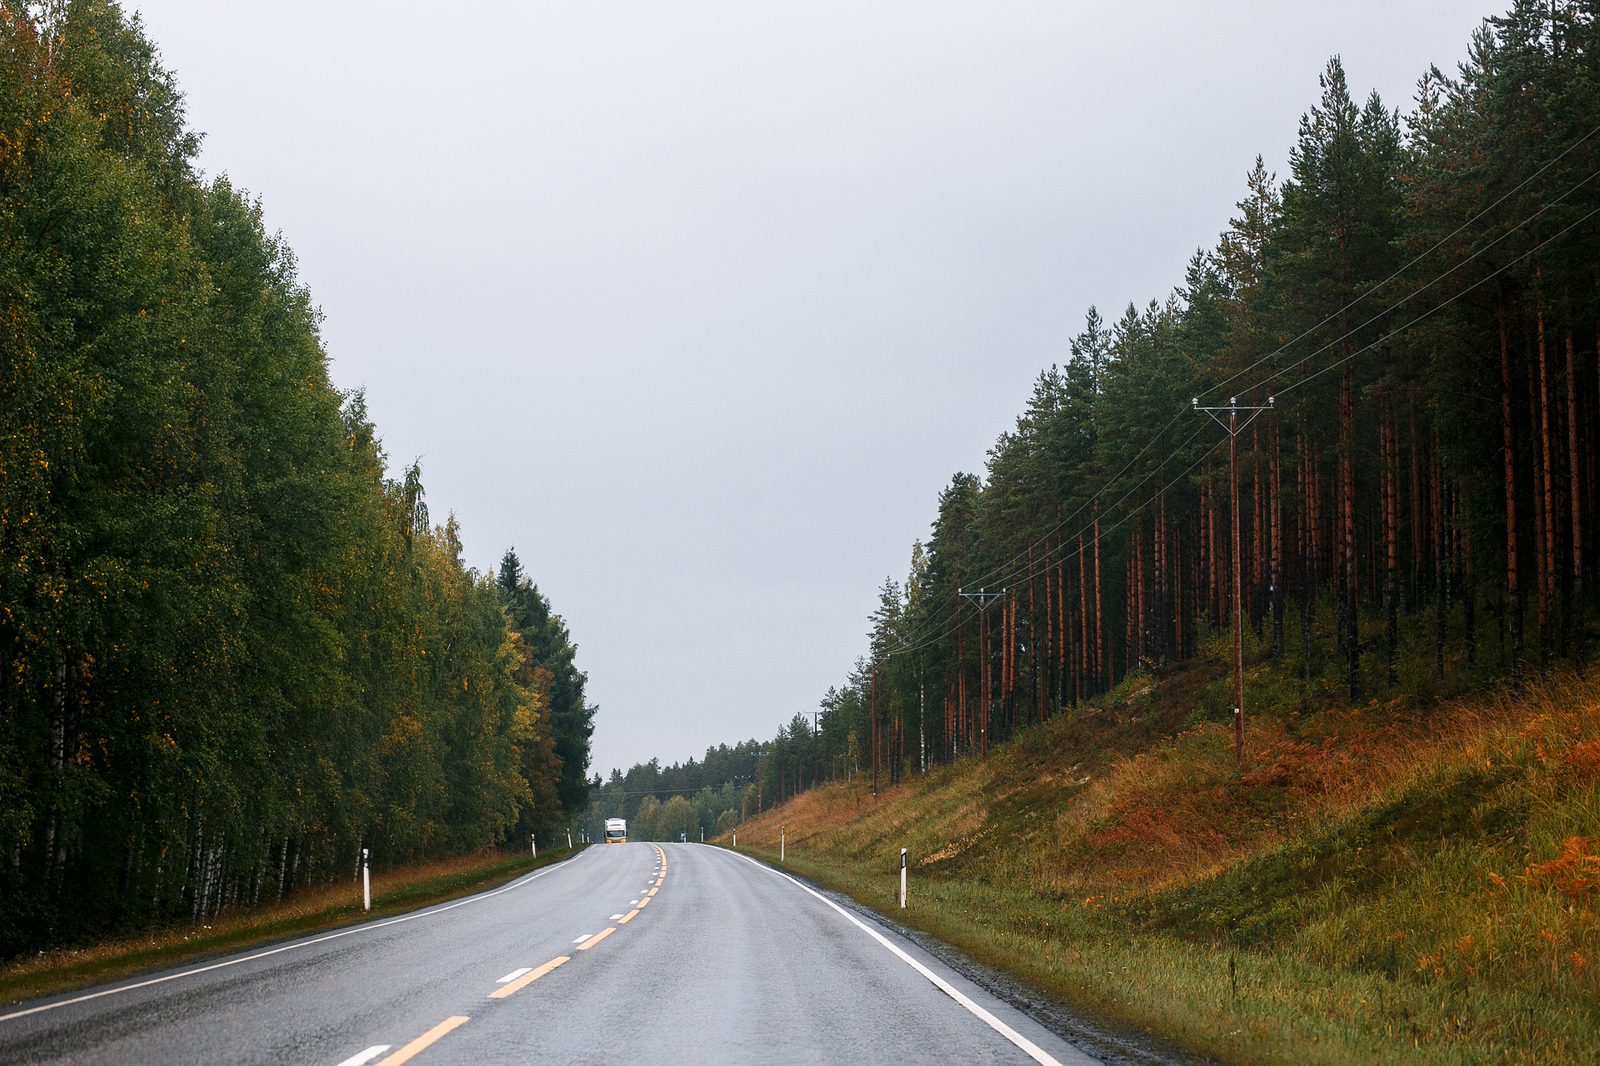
[727,652,1600,1065]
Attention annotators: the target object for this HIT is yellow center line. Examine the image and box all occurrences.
[617,908,641,924]
[637,896,650,907]
[373,1015,469,1066]
[647,886,658,896]
[577,926,615,950]
[487,956,569,999]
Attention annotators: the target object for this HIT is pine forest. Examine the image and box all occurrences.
[0,4,594,956]
[590,0,1600,842]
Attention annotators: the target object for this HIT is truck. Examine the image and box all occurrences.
[603,818,627,844]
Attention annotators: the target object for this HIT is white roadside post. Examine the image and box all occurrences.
[362,849,370,912]
[567,829,572,849]
[900,848,907,908]
[781,826,786,862]
[733,831,737,846]
[531,835,536,859]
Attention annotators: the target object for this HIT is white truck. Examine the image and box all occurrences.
[603,818,627,844]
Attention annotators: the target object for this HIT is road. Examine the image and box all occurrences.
[0,843,1101,1065]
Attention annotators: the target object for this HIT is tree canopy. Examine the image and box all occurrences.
[0,1,591,955]
[602,2,1600,841]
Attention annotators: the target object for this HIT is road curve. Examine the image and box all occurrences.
[0,843,1100,1065]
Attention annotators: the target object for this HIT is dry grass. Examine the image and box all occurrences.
[722,663,1600,1064]
[0,845,579,1006]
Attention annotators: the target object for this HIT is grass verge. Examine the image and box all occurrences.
[723,651,1600,1064]
[0,844,587,1008]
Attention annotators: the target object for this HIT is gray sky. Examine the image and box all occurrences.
[130,0,1489,778]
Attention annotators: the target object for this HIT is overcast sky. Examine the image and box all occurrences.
[130,0,1490,777]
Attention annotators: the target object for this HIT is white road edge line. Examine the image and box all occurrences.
[0,849,590,1024]
[496,968,531,984]
[332,1045,391,1066]
[724,849,1065,1066]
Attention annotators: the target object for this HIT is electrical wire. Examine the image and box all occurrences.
[879,130,1600,660]
[1197,118,1600,404]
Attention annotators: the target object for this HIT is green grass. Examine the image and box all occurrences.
[722,606,1600,1064]
[0,844,587,1008]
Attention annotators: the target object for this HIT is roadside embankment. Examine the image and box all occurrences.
[725,664,1600,1065]
[0,845,587,1008]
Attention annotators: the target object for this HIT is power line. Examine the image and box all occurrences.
[881,131,1600,661]
[1198,118,1600,404]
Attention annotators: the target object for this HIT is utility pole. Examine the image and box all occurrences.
[1195,395,1273,766]
[811,709,821,789]
[871,660,878,801]
[958,587,1003,754]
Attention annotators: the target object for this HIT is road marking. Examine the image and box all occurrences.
[609,913,624,920]
[647,887,658,896]
[617,909,640,924]
[495,968,531,984]
[373,1016,469,1066]
[573,934,592,944]
[487,956,568,999]
[629,899,640,905]
[0,850,589,1023]
[725,851,1067,1066]
[333,1046,391,1066]
[577,927,615,950]
[638,897,650,907]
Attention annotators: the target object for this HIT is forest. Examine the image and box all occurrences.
[597,0,1600,841]
[0,3,593,956]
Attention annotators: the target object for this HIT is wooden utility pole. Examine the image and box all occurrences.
[958,587,1002,754]
[1196,395,1274,766]
[811,709,821,789]
[871,661,878,801]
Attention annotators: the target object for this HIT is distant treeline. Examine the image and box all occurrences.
[0,4,592,956]
[583,745,762,842]
[607,0,1600,836]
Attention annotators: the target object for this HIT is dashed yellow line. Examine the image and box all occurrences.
[373,1015,469,1066]
[647,886,658,896]
[487,956,569,999]
[617,908,641,924]
[638,896,650,907]
[577,926,615,950]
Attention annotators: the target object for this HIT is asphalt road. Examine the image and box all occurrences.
[0,843,1100,1065]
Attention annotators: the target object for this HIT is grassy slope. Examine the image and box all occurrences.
[726,635,1600,1065]
[0,845,587,1008]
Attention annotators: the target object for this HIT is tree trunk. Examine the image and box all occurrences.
[1271,414,1283,660]
[1501,286,1524,695]
[1078,533,1089,701]
[1384,408,1398,684]
[1093,508,1105,693]
[1411,407,1422,613]
[1539,301,1557,673]
[1342,365,1360,700]
[1531,337,1550,674]
[1569,327,1585,677]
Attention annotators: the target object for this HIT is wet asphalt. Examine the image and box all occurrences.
[0,843,1105,1066]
